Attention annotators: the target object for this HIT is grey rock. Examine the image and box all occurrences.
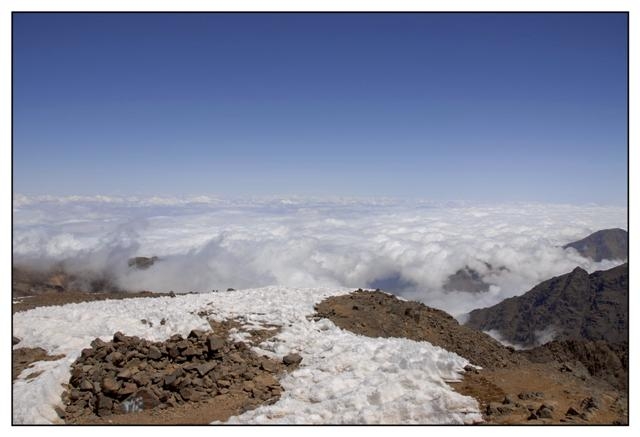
[537,405,554,419]
[148,346,162,360]
[196,362,216,377]
[566,407,581,416]
[207,336,225,352]
[283,353,303,366]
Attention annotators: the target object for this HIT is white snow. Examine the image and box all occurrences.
[13,286,482,424]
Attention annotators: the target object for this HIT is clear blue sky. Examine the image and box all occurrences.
[13,13,627,204]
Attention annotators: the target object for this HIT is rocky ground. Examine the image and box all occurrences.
[315,290,628,425]
[12,338,65,382]
[314,289,525,369]
[61,320,299,424]
[12,280,628,425]
[12,291,172,314]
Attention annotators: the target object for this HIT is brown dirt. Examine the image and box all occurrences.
[12,291,170,314]
[70,391,261,424]
[315,290,628,425]
[13,347,65,381]
[451,363,626,424]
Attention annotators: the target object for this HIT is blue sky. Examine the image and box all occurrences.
[13,13,627,204]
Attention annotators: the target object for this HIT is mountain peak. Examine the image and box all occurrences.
[563,228,628,262]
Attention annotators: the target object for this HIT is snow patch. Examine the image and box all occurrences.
[13,286,481,424]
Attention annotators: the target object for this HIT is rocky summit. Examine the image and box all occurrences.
[563,228,628,262]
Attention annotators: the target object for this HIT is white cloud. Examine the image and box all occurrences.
[12,194,627,316]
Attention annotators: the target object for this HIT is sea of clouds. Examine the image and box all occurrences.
[12,194,627,317]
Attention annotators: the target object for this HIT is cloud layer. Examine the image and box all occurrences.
[13,195,627,316]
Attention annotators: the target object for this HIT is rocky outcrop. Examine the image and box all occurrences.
[522,340,628,390]
[563,228,628,261]
[62,330,286,421]
[465,263,628,347]
[314,289,525,369]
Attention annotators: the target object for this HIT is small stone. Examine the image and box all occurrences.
[164,368,184,388]
[118,382,138,396]
[229,352,244,363]
[260,359,278,372]
[243,381,256,391]
[463,364,480,374]
[196,362,216,376]
[107,351,125,365]
[113,332,127,343]
[182,347,200,357]
[217,379,231,388]
[537,406,553,419]
[254,373,278,388]
[283,353,302,366]
[101,377,120,394]
[167,346,180,359]
[117,368,134,379]
[207,336,225,352]
[527,412,538,421]
[97,393,113,411]
[502,395,516,405]
[176,340,190,350]
[179,387,194,401]
[518,391,544,400]
[12,336,21,345]
[90,338,108,349]
[132,372,151,387]
[79,379,94,391]
[148,346,162,360]
[80,348,94,359]
[580,397,600,412]
[566,407,581,416]
[188,330,206,339]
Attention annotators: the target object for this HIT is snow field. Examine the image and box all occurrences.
[13,286,481,424]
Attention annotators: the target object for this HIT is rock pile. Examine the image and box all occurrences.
[62,329,289,421]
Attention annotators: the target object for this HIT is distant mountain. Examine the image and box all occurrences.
[443,266,490,293]
[465,263,628,347]
[443,263,508,293]
[563,228,628,262]
[128,256,159,270]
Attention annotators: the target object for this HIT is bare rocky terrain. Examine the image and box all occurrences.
[61,321,298,424]
[315,290,628,424]
[12,261,628,425]
[465,263,628,347]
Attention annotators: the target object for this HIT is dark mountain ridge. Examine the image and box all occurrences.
[465,263,628,347]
